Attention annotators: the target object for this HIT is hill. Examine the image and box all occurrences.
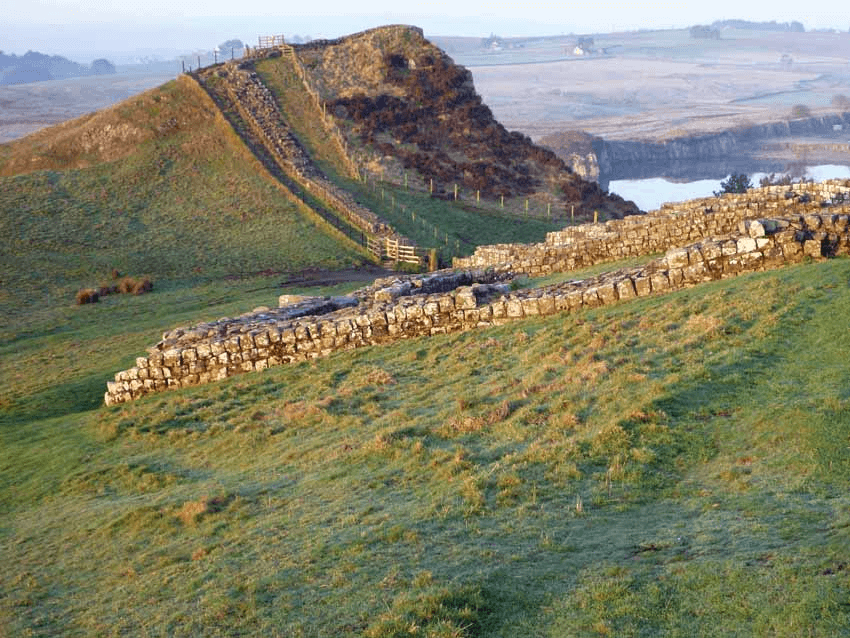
[288,27,635,216]
[2,24,849,637]
[0,50,115,85]
[2,253,850,635]
[0,74,371,331]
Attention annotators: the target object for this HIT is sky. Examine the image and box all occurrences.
[2,0,848,62]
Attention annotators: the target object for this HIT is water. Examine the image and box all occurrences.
[609,165,850,211]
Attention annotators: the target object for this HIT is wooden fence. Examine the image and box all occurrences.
[366,235,423,265]
[258,35,286,49]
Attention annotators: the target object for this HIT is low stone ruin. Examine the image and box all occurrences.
[105,208,849,406]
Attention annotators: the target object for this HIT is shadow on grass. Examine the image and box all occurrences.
[0,371,106,428]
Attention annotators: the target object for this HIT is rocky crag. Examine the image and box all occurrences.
[541,113,850,184]
[292,26,637,218]
[105,179,850,405]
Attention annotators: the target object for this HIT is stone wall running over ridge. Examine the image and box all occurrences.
[105,202,850,405]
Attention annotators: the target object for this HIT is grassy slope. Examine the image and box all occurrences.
[0,75,366,334]
[2,257,850,637]
[254,56,565,263]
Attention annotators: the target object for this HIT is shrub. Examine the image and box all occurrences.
[714,173,752,196]
[118,277,136,294]
[131,277,153,295]
[790,104,812,119]
[75,288,100,305]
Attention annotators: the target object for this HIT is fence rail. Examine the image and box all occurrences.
[366,236,423,265]
[258,35,286,49]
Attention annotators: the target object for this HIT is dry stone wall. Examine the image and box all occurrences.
[454,180,850,275]
[105,210,850,405]
[194,60,402,241]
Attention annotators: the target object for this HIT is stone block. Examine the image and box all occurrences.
[423,301,440,316]
[665,247,690,269]
[803,240,823,258]
[455,287,477,310]
[538,295,556,315]
[597,282,618,304]
[438,296,455,313]
[650,272,670,293]
[506,299,525,318]
[582,288,601,307]
[254,331,271,347]
[163,348,182,367]
[736,237,758,253]
[616,278,636,299]
[566,289,584,308]
[521,298,540,316]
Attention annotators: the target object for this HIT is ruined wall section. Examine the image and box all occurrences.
[455,180,850,275]
[105,211,850,405]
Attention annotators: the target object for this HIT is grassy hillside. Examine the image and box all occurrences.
[253,53,567,263]
[0,75,367,333]
[2,256,849,636]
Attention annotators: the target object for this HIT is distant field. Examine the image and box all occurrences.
[0,71,177,143]
[449,28,850,141]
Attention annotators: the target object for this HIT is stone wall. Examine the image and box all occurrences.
[105,210,850,405]
[194,58,406,244]
[454,180,850,276]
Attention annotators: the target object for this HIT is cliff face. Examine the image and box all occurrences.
[293,26,638,219]
[542,113,850,182]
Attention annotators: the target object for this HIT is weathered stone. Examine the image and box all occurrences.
[665,247,690,269]
[616,278,636,299]
[736,237,758,253]
[650,272,670,293]
[506,299,525,318]
[803,240,823,258]
[596,282,617,304]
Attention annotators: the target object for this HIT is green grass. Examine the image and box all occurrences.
[3,258,850,636]
[0,77,367,334]
[254,55,566,263]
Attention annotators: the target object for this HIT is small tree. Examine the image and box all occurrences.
[790,104,811,118]
[715,173,752,196]
[832,94,850,109]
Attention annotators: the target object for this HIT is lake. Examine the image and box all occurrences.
[608,165,850,211]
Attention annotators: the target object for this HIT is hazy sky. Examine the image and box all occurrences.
[2,0,848,62]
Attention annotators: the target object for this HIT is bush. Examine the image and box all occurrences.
[832,95,850,109]
[790,104,812,119]
[714,173,753,196]
[132,277,153,295]
[75,289,100,305]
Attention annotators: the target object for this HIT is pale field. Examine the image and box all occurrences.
[0,71,176,143]
[3,28,850,150]
[445,29,850,141]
